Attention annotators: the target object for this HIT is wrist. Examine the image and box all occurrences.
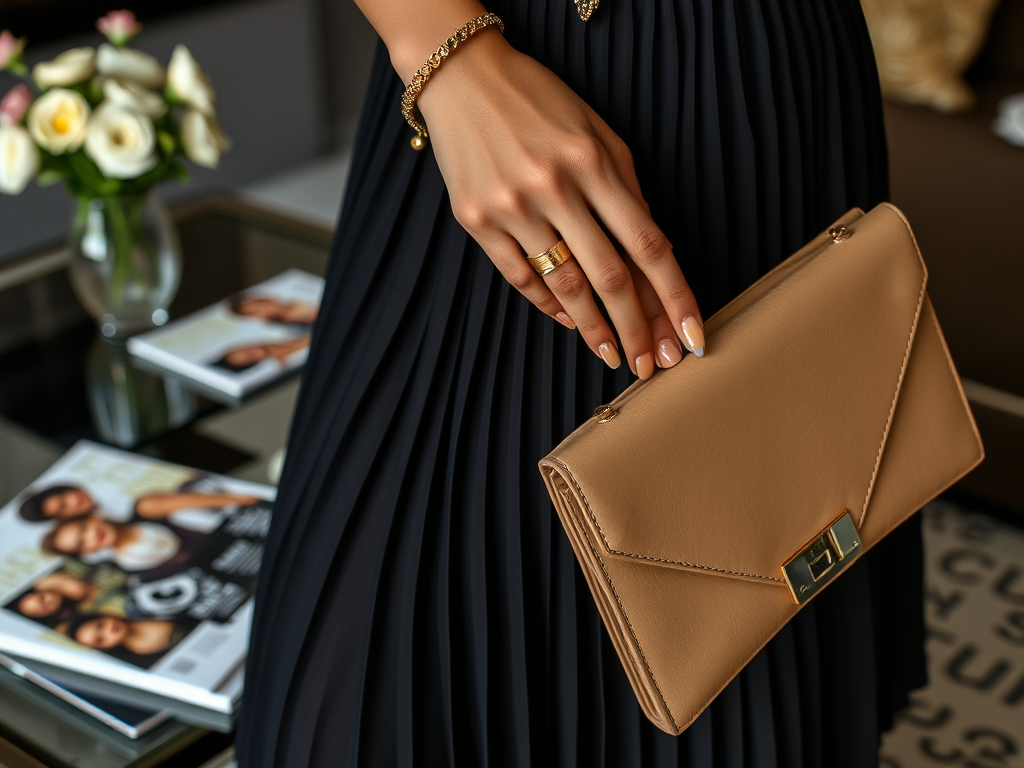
[386,2,491,82]
[416,27,510,115]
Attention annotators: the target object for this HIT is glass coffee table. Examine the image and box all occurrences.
[0,196,333,768]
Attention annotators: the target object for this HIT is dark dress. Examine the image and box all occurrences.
[236,1,926,765]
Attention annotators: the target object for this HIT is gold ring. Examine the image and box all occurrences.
[527,240,572,276]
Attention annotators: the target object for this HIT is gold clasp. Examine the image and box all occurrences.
[593,404,618,423]
[782,511,862,604]
[829,225,851,242]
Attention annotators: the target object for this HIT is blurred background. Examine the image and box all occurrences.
[0,0,377,261]
[0,1,1021,767]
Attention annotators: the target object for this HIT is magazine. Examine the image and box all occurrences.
[127,269,324,403]
[0,651,170,738]
[22,655,244,732]
[0,441,273,725]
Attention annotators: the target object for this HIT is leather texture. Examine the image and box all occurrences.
[538,203,984,736]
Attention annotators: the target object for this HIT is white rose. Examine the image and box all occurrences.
[96,44,165,90]
[32,47,96,89]
[168,45,215,114]
[27,88,90,154]
[85,103,158,179]
[102,78,167,119]
[0,124,39,194]
[180,109,230,168]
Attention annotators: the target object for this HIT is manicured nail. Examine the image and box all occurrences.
[656,338,682,368]
[681,315,705,357]
[598,342,620,369]
[635,352,654,380]
[555,312,575,330]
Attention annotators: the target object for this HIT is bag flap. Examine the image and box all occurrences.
[543,204,927,585]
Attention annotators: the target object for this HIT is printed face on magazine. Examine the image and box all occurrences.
[18,590,63,618]
[43,488,94,519]
[19,485,96,522]
[74,615,127,649]
[50,515,116,556]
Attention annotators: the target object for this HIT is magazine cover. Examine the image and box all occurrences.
[126,269,324,402]
[0,441,274,716]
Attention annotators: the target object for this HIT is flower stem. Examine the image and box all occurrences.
[104,196,133,304]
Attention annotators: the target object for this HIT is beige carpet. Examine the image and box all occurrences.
[881,500,1024,767]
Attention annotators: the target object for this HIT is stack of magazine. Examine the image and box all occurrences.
[0,441,274,735]
[127,268,324,404]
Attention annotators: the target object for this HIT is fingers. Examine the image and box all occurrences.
[547,195,659,378]
[588,173,704,353]
[584,114,705,356]
[514,227,621,369]
[477,232,575,330]
[629,264,685,369]
[450,110,704,376]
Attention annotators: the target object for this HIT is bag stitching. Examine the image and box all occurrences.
[599,549,784,581]
[858,205,928,528]
[549,462,680,730]
[552,459,783,582]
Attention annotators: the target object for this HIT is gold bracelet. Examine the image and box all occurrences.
[400,13,505,151]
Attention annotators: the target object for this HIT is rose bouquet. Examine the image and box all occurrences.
[0,11,230,333]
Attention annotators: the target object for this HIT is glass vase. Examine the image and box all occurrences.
[68,190,182,337]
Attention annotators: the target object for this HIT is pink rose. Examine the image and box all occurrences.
[0,84,33,125]
[0,30,27,70]
[96,11,142,47]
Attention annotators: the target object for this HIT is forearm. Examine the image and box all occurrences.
[136,493,256,516]
[352,0,496,81]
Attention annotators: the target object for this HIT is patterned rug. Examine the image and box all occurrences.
[881,500,1024,768]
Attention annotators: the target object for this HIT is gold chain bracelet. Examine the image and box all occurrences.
[400,13,505,151]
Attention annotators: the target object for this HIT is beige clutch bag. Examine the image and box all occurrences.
[538,203,984,736]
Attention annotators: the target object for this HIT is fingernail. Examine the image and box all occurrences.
[635,352,654,380]
[555,312,575,330]
[656,338,682,368]
[598,342,620,369]
[681,316,705,357]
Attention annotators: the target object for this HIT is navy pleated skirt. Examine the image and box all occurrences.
[236,1,926,765]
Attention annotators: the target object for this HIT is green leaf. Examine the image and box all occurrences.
[67,150,107,189]
[165,161,191,184]
[157,131,176,156]
[64,177,87,197]
[96,179,122,196]
[87,77,105,105]
[36,169,64,187]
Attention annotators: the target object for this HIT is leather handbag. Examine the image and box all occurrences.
[538,203,984,736]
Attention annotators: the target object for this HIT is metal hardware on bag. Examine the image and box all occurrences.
[781,510,862,604]
[593,405,618,423]
[829,225,851,242]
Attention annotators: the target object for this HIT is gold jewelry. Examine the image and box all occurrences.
[401,13,505,151]
[575,0,600,21]
[528,240,573,276]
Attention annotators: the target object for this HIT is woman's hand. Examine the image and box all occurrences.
[417,29,705,377]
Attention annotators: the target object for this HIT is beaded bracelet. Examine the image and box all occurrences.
[400,13,505,151]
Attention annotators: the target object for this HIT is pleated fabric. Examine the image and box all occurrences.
[235,1,926,765]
